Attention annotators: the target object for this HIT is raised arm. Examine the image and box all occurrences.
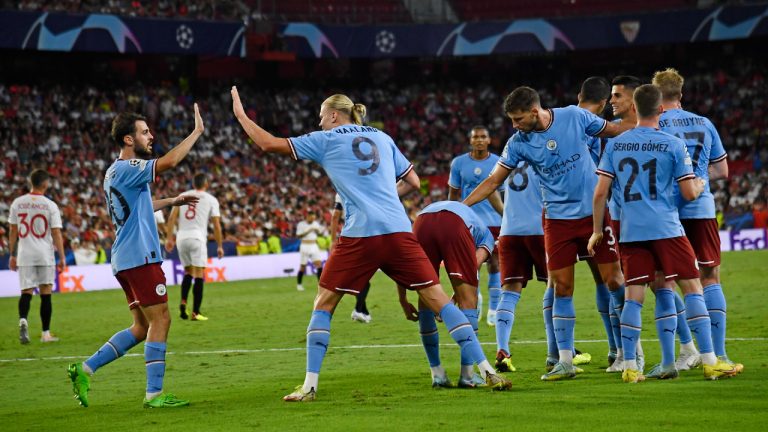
[597,120,632,138]
[156,103,204,174]
[231,86,292,155]
[463,165,510,207]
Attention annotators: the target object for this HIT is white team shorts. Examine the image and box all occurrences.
[299,243,323,265]
[19,265,56,289]
[178,238,208,268]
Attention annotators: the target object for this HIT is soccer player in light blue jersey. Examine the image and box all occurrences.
[589,84,738,383]
[490,161,555,372]
[576,76,622,369]
[653,68,742,374]
[448,126,502,326]
[231,88,511,402]
[465,86,627,381]
[68,106,205,408]
[398,200,495,388]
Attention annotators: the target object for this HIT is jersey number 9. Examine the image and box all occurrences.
[352,136,380,176]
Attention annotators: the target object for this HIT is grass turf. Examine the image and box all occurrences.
[1,250,766,431]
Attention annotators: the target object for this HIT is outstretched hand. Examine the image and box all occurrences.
[172,194,199,207]
[193,103,204,134]
[231,86,246,119]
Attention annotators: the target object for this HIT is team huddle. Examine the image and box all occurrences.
[7,67,741,408]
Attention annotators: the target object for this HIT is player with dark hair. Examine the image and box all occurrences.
[466,86,628,381]
[9,169,66,344]
[165,172,223,321]
[68,106,204,408]
[652,68,742,374]
[448,126,503,326]
[589,84,738,382]
[231,88,511,402]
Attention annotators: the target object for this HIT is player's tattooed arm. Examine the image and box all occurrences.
[488,191,504,216]
[678,177,706,201]
[463,166,508,207]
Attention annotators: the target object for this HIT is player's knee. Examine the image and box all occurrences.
[699,266,719,286]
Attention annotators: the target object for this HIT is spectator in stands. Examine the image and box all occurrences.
[753,199,768,229]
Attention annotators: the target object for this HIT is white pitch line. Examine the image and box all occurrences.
[1,337,765,363]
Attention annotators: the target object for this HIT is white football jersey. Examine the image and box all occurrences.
[175,190,220,242]
[8,193,62,266]
[296,220,323,241]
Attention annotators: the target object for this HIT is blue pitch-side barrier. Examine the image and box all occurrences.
[279,4,768,58]
[0,10,245,56]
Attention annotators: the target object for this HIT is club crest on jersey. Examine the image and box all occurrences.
[474,167,482,176]
[155,284,167,296]
[546,140,558,151]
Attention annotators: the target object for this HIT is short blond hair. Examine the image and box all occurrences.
[322,94,366,125]
[652,68,684,101]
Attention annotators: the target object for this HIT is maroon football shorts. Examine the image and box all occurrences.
[544,215,620,271]
[319,232,439,295]
[498,235,548,288]
[488,226,501,254]
[621,236,700,285]
[115,263,168,309]
[413,211,481,287]
[681,218,721,267]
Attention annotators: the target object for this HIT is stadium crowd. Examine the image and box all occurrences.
[6,0,249,21]
[1,63,766,258]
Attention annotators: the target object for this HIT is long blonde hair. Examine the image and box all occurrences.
[651,68,684,101]
[322,94,366,125]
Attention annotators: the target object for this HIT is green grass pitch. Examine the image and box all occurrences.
[1,250,766,431]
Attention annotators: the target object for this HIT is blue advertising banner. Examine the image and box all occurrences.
[0,11,246,57]
[279,4,768,58]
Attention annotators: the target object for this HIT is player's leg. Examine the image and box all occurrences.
[284,288,344,401]
[646,277,679,380]
[70,303,148,408]
[352,281,371,321]
[660,236,737,380]
[313,259,323,281]
[452,278,485,386]
[18,281,33,344]
[417,283,511,390]
[178,239,194,319]
[297,245,308,291]
[38,282,58,342]
[413,294,448,386]
[587,259,616,365]
[486,249,501,326]
[701,265,737,367]
[189,266,207,320]
[541,264,579,381]
[677,277,737,380]
[495,281,522,373]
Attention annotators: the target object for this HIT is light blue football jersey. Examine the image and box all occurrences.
[448,153,502,227]
[289,125,413,237]
[419,201,495,253]
[103,158,162,275]
[597,126,694,242]
[659,109,726,219]
[498,105,607,220]
[499,162,544,236]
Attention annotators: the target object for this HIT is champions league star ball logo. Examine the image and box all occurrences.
[375,30,396,53]
[176,25,194,49]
